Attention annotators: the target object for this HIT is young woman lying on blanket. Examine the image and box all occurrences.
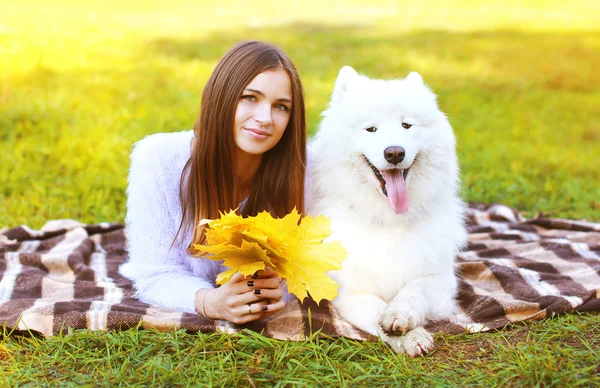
[119,41,306,324]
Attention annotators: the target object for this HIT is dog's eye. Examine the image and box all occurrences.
[402,123,412,129]
[365,126,377,133]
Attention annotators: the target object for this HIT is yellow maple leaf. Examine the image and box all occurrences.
[193,209,347,303]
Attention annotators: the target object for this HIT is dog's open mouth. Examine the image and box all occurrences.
[363,156,411,214]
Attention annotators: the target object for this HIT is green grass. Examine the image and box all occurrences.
[1,313,599,386]
[1,1,599,386]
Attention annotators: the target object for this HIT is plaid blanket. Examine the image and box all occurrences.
[1,204,599,340]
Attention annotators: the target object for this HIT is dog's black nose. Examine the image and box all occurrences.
[384,146,405,165]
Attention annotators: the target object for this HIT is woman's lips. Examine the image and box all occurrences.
[244,128,270,140]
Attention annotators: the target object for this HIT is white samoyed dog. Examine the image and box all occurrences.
[308,66,467,357]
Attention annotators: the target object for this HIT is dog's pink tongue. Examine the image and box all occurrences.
[381,170,409,214]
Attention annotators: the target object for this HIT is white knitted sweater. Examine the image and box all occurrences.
[120,130,302,313]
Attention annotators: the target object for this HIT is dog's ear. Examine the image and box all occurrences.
[331,66,359,105]
[405,72,424,86]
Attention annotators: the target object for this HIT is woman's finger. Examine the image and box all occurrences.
[242,299,268,315]
[249,266,276,279]
[233,277,281,294]
[229,300,267,324]
[226,272,246,285]
[261,300,285,315]
[229,299,286,324]
[234,288,283,305]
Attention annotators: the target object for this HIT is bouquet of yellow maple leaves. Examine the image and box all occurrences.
[193,209,347,304]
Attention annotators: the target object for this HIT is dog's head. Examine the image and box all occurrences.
[313,66,458,216]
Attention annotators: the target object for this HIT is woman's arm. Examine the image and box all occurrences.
[123,134,215,314]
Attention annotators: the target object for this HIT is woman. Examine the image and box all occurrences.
[120,41,306,324]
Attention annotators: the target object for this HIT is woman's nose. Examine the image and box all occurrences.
[254,103,272,125]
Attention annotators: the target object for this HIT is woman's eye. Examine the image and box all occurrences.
[242,95,257,102]
[365,126,377,133]
[275,104,289,111]
[402,122,412,129]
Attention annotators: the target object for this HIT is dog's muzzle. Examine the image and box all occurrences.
[363,156,388,196]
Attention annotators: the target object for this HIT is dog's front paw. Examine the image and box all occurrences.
[379,304,424,334]
[400,327,434,357]
[385,327,434,357]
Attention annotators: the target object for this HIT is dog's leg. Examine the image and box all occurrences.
[379,285,428,334]
[380,274,456,334]
[333,292,433,356]
[380,326,434,357]
[332,292,387,336]
[377,274,456,357]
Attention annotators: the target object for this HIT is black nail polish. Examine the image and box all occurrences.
[252,272,260,279]
[247,281,254,287]
[254,289,261,295]
[262,306,268,311]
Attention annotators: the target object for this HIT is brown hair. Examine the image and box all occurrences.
[175,41,306,250]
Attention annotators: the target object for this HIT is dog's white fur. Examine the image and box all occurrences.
[308,66,466,356]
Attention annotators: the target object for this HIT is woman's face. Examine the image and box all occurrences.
[233,69,292,159]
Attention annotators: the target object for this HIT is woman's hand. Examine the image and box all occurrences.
[249,266,285,320]
[195,267,285,324]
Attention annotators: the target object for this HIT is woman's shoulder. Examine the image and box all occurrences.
[131,130,194,160]
[129,130,194,183]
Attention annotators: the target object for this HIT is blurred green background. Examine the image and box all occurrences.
[1,0,599,229]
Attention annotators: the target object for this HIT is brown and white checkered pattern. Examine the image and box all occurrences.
[1,204,599,339]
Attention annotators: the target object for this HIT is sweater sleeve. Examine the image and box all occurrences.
[121,134,214,314]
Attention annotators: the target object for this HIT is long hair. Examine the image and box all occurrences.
[175,41,306,251]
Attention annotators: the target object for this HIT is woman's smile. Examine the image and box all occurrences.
[244,127,271,140]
